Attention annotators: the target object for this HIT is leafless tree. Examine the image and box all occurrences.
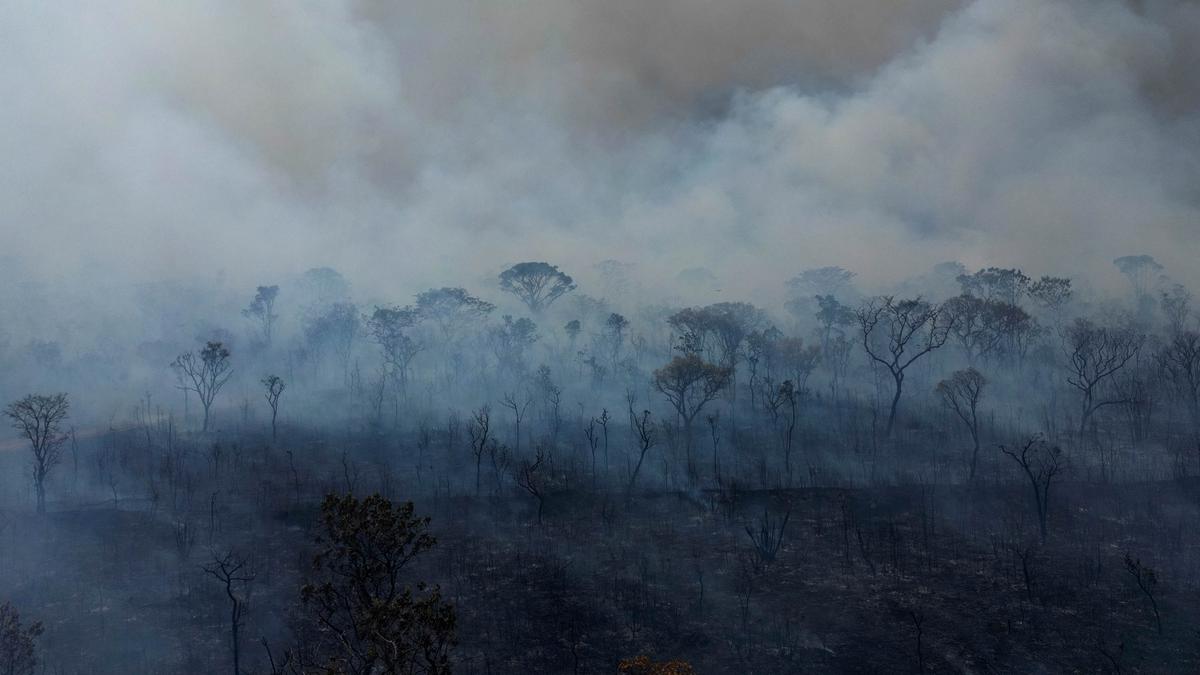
[627,407,657,493]
[999,434,1063,540]
[1123,553,1162,635]
[516,445,548,524]
[1157,330,1200,440]
[1061,318,1144,436]
[500,391,533,454]
[4,393,69,513]
[468,406,491,496]
[936,368,987,481]
[261,375,284,442]
[172,341,233,433]
[203,550,255,675]
[856,297,954,435]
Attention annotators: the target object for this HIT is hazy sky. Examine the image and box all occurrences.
[3,0,1199,296]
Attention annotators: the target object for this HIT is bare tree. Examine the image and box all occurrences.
[627,407,657,493]
[1061,319,1144,436]
[499,391,533,454]
[4,393,69,513]
[172,341,233,433]
[468,406,491,496]
[936,368,987,482]
[999,434,1063,540]
[1157,331,1200,440]
[1123,553,1162,635]
[856,297,954,436]
[516,445,548,524]
[203,551,255,675]
[261,375,284,441]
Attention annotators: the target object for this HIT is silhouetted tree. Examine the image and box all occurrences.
[173,341,233,432]
[1061,318,1144,435]
[242,285,280,346]
[262,375,285,441]
[203,551,254,675]
[4,393,69,513]
[999,434,1063,540]
[856,297,954,436]
[498,262,576,314]
[653,355,732,482]
[366,306,424,392]
[936,368,986,481]
[414,287,494,342]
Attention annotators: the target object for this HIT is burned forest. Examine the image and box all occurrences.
[6,1,1200,673]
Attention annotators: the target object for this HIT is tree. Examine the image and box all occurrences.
[668,303,766,399]
[1160,283,1192,334]
[999,434,1063,540]
[0,601,43,675]
[467,406,491,496]
[814,294,855,351]
[936,369,986,482]
[4,393,69,513]
[299,494,455,674]
[603,313,630,365]
[956,267,1030,306]
[1113,255,1164,306]
[487,315,538,374]
[1123,553,1162,635]
[366,306,424,392]
[414,287,494,341]
[242,285,280,346]
[1156,331,1200,440]
[652,355,731,483]
[1029,276,1073,322]
[303,302,360,382]
[172,341,233,433]
[515,446,548,524]
[856,297,954,436]
[262,375,285,441]
[497,262,576,314]
[786,266,856,297]
[1061,318,1144,436]
[203,551,255,675]
[627,404,657,493]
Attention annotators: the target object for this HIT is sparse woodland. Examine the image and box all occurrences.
[3,259,1200,673]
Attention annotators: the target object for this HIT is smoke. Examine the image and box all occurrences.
[2,0,1198,299]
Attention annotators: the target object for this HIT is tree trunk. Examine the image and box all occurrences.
[886,373,903,436]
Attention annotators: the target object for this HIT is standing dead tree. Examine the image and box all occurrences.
[627,407,658,493]
[468,406,491,497]
[203,550,255,675]
[856,297,954,436]
[999,434,1063,540]
[261,375,284,442]
[1061,318,1144,436]
[172,341,233,433]
[936,368,987,482]
[1123,553,1162,635]
[516,445,548,524]
[4,393,69,513]
[500,391,533,454]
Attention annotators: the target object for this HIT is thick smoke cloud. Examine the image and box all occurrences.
[2,0,1198,297]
